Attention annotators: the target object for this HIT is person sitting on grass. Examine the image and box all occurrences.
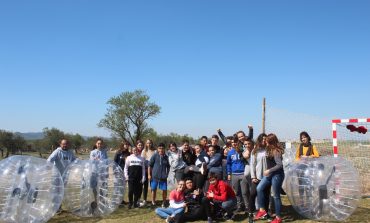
[202,173,237,223]
[155,180,186,223]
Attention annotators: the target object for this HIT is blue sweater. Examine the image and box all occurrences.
[226,148,245,175]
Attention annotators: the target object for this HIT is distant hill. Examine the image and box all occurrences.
[14,132,44,140]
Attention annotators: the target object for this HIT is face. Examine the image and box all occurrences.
[211,137,218,146]
[231,140,238,149]
[169,145,177,152]
[208,147,215,157]
[209,177,217,185]
[146,140,153,148]
[237,132,245,142]
[261,136,267,147]
[244,141,253,150]
[301,135,309,144]
[60,140,68,149]
[177,181,185,191]
[200,138,207,146]
[183,142,189,152]
[96,140,103,149]
[158,147,165,155]
[194,145,201,155]
[132,147,139,155]
[185,180,193,189]
[137,142,144,151]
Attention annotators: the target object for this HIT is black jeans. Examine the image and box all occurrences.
[174,206,205,223]
[128,179,143,205]
[249,180,270,213]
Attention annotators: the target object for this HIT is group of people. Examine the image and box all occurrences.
[46,127,320,223]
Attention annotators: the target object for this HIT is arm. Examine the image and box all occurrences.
[169,200,185,208]
[267,154,283,174]
[89,151,95,160]
[295,146,301,161]
[213,183,227,201]
[124,156,130,179]
[248,125,253,140]
[311,145,320,158]
[226,152,232,175]
[113,152,119,164]
[207,153,222,169]
[250,153,256,179]
[47,150,58,162]
[142,157,146,182]
[217,129,227,144]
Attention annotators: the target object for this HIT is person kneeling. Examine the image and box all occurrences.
[202,173,237,223]
[155,180,186,223]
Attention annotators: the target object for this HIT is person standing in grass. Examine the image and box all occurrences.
[254,133,285,223]
[149,143,170,207]
[140,139,156,207]
[155,180,186,223]
[113,140,131,205]
[47,138,76,176]
[124,146,146,209]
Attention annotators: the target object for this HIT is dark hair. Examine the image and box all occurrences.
[185,178,193,182]
[169,142,177,148]
[182,139,189,144]
[208,145,215,151]
[266,133,284,157]
[253,133,267,155]
[208,172,219,181]
[211,134,219,140]
[200,136,208,141]
[236,131,245,136]
[158,143,165,148]
[299,131,311,142]
[136,140,144,146]
[96,138,103,143]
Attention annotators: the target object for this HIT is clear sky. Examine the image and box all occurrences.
[0,0,369,140]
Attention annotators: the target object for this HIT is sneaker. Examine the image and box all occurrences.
[151,201,156,206]
[139,200,147,207]
[128,204,133,209]
[161,201,167,208]
[166,216,174,223]
[271,217,282,223]
[248,213,254,223]
[265,214,274,222]
[134,203,140,208]
[254,210,267,220]
[207,217,213,223]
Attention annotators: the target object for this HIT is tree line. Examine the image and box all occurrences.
[0,89,198,158]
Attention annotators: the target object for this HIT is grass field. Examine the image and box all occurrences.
[49,196,370,223]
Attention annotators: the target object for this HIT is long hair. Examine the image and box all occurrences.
[266,133,284,157]
[253,133,267,155]
[299,131,311,143]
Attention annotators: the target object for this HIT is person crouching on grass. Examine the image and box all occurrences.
[202,173,237,223]
[155,180,186,223]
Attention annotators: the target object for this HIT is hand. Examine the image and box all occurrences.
[263,170,269,177]
[217,128,221,132]
[148,175,152,181]
[227,175,231,181]
[252,178,259,184]
[208,191,214,198]
[193,189,200,196]
[248,125,253,129]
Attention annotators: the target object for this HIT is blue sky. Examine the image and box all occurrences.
[0,0,369,140]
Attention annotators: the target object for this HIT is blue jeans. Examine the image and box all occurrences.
[257,172,285,216]
[155,207,184,219]
[221,197,237,215]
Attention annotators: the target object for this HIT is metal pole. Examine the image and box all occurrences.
[262,97,266,134]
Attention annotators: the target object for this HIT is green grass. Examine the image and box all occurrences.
[49,197,370,223]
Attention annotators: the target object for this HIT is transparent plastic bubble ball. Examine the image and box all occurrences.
[282,142,296,191]
[62,159,125,217]
[0,155,64,223]
[285,156,361,221]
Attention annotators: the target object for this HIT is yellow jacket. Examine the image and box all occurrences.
[295,144,319,161]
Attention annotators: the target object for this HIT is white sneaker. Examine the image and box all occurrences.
[139,200,147,207]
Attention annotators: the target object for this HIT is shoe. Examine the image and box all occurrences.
[128,204,133,209]
[207,217,213,223]
[248,213,254,223]
[139,200,147,207]
[121,200,127,205]
[254,210,267,220]
[265,214,274,222]
[161,201,167,208]
[133,203,139,208]
[224,213,235,221]
[166,216,174,223]
[271,217,282,223]
[151,201,156,206]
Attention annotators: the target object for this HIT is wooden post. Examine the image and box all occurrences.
[262,97,266,134]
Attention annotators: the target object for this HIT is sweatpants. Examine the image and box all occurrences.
[128,179,143,205]
[231,174,247,208]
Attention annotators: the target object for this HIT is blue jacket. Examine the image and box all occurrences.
[149,153,170,181]
[207,153,222,174]
[226,148,245,175]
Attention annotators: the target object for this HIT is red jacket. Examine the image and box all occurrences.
[207,180,236,202]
